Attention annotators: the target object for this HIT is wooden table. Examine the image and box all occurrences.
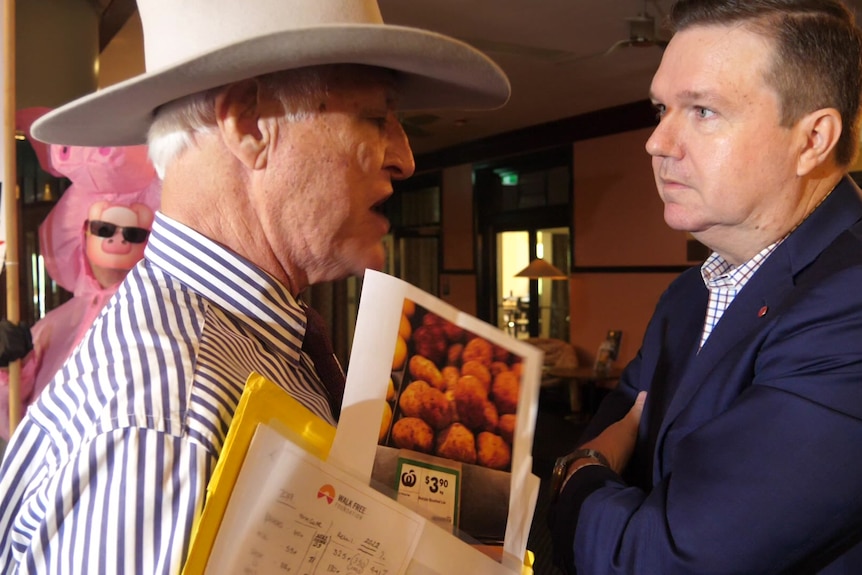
[546,366,623,420]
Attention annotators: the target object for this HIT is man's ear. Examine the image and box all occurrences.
[215,79,272,170]
[797,108,842,176]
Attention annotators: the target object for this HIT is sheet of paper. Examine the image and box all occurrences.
[331,269,543,563]
[205,423,425,575]
[184,373,338,574]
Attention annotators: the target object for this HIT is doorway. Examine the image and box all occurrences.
[497,228,569,340]
[475,146,573,340]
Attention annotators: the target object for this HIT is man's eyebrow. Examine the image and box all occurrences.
[649,89,723,105]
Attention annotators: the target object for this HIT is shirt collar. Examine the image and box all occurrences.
[700,239,783,290]
[143,212,308,365]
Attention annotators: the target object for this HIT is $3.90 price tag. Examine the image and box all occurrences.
[395,453,462,532]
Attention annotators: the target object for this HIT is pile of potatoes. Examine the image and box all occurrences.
[379,299,522,471]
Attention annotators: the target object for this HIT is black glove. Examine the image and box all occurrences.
[0,320,33,367]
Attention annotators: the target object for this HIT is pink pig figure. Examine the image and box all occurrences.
[0,109,161,439]
[84,202,154,285]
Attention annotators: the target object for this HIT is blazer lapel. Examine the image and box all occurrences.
[653,177,862,474]
[658,252,795,433]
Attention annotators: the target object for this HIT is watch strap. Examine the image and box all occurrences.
[550,448,610,501]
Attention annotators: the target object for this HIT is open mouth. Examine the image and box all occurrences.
[371,197,388,216]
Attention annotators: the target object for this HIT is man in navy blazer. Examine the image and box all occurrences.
[549,1,862,573]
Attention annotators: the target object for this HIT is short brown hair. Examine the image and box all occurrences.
[670,0,862,166]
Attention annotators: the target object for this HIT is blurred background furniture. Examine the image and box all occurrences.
[547,365,622,422]
[526,337,581,411]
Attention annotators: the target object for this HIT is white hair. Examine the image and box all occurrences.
[147,90,218,178]
[146,65,397,177]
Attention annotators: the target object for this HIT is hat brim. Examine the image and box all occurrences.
[32,24,511,146]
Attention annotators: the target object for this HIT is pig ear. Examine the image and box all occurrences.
[15,107,63,177]
[130,203,155,228]
[87,201,109,222]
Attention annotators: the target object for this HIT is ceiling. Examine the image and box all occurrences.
[378,0,675,155]
[94,0,862,157]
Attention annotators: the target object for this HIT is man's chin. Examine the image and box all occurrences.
[362,257,386,275]
[351,245,386,276]
[663,206,700,233]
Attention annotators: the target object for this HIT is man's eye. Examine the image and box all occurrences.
[695,106,715,119]
[653,104,666,121]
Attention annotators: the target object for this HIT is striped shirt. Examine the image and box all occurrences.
[0,213,336,574]
[698,241,781,349]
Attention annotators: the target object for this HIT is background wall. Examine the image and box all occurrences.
[97,10,144,89]
[569,127,693,366]
[569,272,674,366]
[17,0,99,108]
[573,127,689,267]
[440,164,477,314]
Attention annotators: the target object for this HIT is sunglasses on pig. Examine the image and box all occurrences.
[85,220,150,244]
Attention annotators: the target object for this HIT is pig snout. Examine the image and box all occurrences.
[100,238,133,255]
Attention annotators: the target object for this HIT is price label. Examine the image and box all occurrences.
[394,453,461,532]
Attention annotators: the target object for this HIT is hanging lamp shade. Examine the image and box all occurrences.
[514,258,568,279]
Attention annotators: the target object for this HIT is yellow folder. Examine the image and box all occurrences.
[182,372,336,575]
[182,371,534,575]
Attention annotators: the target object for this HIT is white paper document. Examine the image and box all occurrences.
[205,423,425,575]
[330,270,543,564]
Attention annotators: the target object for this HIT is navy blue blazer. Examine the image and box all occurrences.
[550,176,862,574]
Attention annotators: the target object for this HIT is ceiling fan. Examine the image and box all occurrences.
[461,0,671,67]
[553,0,670,64]
[602,0,671,56]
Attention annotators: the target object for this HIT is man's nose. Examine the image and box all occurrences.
[645,115,679,159]
[387,115,416,180]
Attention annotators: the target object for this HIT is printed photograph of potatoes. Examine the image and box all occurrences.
[379,298,523,473]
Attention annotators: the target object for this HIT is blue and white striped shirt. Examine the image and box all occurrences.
[0,213,336,573]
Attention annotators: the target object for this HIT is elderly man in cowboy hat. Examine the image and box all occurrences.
[0,0,509,572]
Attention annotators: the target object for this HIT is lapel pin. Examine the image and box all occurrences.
[758,306,768,318]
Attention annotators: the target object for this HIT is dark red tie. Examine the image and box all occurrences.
[301,306,345,420]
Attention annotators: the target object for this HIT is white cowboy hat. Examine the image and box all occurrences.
[32,0,511,147]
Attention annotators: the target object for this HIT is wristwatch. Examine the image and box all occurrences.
[550,448,610,502]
